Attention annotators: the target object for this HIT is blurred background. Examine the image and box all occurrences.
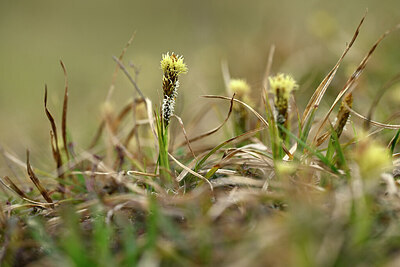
[0,0,399,169]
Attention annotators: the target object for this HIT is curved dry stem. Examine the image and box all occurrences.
[60,60,70,161]
[176,94,235,147]
[365,72,400,130]
[106,32,136,102]
[202,95,269,127]
[169,152,213,191]
[172,115,197,160]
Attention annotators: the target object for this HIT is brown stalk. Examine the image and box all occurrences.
[345,104,400,130]
[88,100,133,149]
[112,56,145,100]
[2,176,30,199]
[301,13,365,126]
[60,60,70,161]
[262,44,276,96]
[365,72,400,130]
[202,95,269,127]
[44,85,64,181]
[176,94,235,147]
[312,23,400,145]
[106,32,136,102]
[26,150,54,207]
[172,115,197,160]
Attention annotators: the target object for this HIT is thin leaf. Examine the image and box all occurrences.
[60,60,70,160]
[26,150,54,206]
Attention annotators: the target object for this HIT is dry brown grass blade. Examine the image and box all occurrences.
[0,201,6,228]
[112,55,145,100]
[49,131,59,166]
[44,85,64,179]
[130,98,143,155]
[313,24,400,145]
[301,14,366,125]
[145,98,159,158]
[26,150,54,206]
[168,152,214,191]
[172,115,197,160]
[202,95,269,127]
[365,72,400,130]
[221,60,231,90]
[175,157,197,182]
[2,176,30,199]
[176,127,267,182]
[114,101,136,131]
[209,146,268,174]
[176,95,235,147]
[106,32,136,102]
[60,60,70,161]
[88,121,105,150]
[124,124,138,147]
[0,178,56,208]
[0,177,56,207]
[262,44,276,93]
[125,172,165,195]
[88,100,135,149]
[316,131,332,147]
[260,45,276,124]
[211,176,265,188]
[346,104,400,130]
[123,119,150,147]
[0,146,25,185]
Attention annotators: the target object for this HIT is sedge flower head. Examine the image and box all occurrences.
[354,138,392,178]
[160,52,188,126]
[229,79,250,98]
[269,73,298,99]
[160,52,188,76]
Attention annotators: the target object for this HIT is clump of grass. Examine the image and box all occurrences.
[1,15,400,267]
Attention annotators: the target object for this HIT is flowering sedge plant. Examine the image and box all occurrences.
[228,78,252,136]
[156,52,188,183]
[266,73,298,160]
[269,73,298,143]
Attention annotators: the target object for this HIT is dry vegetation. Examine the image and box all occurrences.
[1,15,400,267]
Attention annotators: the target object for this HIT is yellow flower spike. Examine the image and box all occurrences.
[160,52,188,126]
[228,78,253,136]
[269,73,298,99]
[229,79,250,98]
[268,73,298,141]
[160,52,188,76]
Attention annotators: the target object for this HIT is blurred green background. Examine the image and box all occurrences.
[0,0,399,165]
